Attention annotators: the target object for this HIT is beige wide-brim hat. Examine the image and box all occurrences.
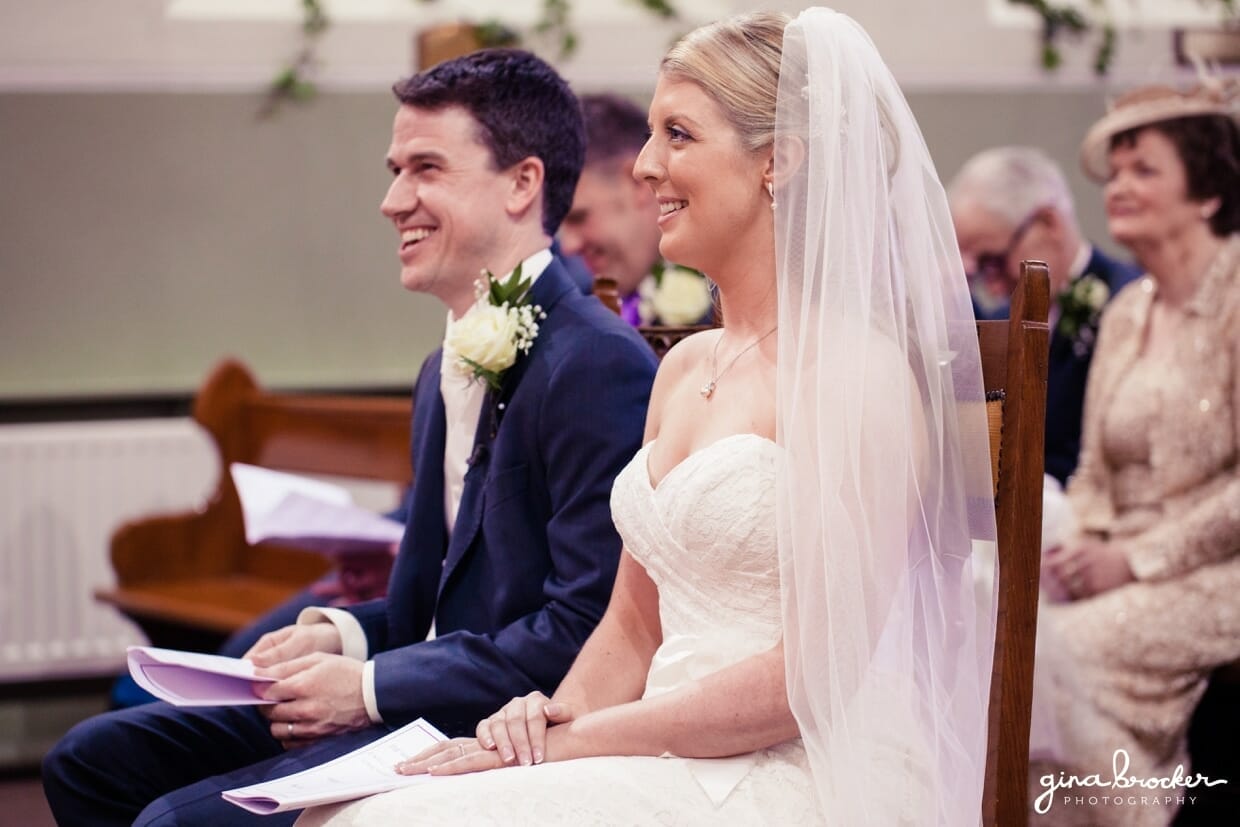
[1080,81,1240,182]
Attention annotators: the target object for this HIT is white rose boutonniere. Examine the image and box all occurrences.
[650,263,712,325]
[445,263,544,391]
[1056,274,1110,357]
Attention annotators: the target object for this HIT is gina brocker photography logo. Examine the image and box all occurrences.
[1035,749,1228,816]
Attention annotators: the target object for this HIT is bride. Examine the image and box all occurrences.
[298,8,997,825]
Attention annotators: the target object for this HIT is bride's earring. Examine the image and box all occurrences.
[766,181,776,210]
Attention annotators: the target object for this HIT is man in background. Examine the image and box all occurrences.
[559,93,712,326]
[948,146,1139,486]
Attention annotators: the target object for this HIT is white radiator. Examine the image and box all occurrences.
[0,419,218,681]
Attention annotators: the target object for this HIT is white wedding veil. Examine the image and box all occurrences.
[774,8,998,825]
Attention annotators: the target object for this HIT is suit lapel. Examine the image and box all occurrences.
[387,353,449,642]
[438,386,498,590]
[437,259,577,594]
[407,359,448,555]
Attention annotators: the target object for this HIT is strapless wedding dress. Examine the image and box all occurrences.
[297,434,821,826]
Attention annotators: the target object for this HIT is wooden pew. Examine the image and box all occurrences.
[94,358,412,651]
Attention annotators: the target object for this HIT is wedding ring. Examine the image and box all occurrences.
[287,722,294,739]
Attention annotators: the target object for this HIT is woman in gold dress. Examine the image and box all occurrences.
[1038,81,1240,827]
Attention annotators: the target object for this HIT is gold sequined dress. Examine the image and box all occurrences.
[1036,235,1240,827]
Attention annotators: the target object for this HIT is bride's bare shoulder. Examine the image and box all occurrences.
[641,329,720,440]
[652,328,720,383]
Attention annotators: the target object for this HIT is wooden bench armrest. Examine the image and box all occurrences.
[95,576,315,636]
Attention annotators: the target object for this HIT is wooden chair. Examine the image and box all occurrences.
[94,358,412,651]
[979,261,1050,827]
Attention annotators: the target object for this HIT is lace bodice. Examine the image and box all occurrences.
[610,434,782,699]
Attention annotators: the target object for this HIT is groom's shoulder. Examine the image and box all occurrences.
[541,290,658,371]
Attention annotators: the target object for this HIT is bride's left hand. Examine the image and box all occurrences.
[395,737,504,776]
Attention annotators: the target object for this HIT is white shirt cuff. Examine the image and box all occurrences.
[362,660,383,724]
[297,606,383,724]
[296,606,368,661]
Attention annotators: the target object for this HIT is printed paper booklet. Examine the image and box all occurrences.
[222,718,447,814]
[127,646,275,706]
[230,462,404,554]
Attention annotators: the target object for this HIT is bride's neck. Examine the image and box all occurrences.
[712,252,777,335]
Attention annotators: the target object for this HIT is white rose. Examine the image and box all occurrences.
[652,268,712,325]
[445,303,521,377]
[1083,278,1109,310]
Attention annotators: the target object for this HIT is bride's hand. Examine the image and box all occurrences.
[394,737,503,776]
[477,691,575,767]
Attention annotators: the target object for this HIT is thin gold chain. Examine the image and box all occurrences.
[700,326,777,400]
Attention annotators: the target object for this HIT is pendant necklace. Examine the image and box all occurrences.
[700,326,777,400]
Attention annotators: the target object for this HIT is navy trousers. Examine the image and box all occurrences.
[42,700,389,826]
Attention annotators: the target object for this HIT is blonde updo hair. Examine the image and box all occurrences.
[660,11,789,153]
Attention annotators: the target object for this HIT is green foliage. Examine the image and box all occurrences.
[474,20,521,49]
[486,263,534,308]
[632,0,678,20]
[534,0,576,59]
[1010,0,1235,75]
[264,0,682,116]
[269,67,315,101]
[1093,23,1115,75]
[302,0,328,35]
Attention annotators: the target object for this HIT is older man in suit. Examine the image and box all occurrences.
[948,146,1139,486]
[43,49,656,827]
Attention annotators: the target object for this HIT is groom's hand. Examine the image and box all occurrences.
[244,623,341,667]
[258,653,368,745]
[476,691,575,767]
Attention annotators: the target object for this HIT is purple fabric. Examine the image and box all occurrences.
[620,292,642,327]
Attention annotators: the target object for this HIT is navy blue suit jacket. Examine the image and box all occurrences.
[550,239,594,294]
[347,258,657,733]
[1044,246,1140,485]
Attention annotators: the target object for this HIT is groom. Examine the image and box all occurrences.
[43,49,657,826]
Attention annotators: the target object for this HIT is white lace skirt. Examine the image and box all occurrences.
[294,741,820,827]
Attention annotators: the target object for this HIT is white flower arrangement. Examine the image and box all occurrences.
[640,262,713,326]
[445,264,544,391]
[1056,274,1110,357]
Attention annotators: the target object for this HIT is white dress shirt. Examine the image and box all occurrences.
[298,248,552,723]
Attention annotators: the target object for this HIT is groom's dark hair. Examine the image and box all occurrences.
[393,49,585,236]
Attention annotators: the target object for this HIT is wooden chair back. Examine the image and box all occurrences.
[979,261,1050,826]
[95,358,412,649]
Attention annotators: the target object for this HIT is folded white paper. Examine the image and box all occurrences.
[222,718,448,814]
[127,646,275,706]
[230,462,404,554]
